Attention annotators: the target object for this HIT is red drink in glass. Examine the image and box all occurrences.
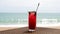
[28,11,36,31]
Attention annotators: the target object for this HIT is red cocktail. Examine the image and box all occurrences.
[28,11,36,31]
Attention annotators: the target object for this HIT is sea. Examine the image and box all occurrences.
[0,13,60,25]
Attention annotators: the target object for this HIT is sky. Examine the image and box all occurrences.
[0,0,60,13]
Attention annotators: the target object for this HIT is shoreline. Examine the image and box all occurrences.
[0,24,60,31]
[0,23,60,27]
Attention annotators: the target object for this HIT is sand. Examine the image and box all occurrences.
[0,26,60,31]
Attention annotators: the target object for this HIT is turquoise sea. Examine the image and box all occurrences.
[0,13,60,25]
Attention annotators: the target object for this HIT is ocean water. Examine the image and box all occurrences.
[0,13,60,25]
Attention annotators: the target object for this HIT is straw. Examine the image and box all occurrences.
[36,3,40,12]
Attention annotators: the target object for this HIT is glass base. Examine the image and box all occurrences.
[29,29,35,32]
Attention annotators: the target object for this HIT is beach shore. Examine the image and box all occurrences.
[0,24,60,31]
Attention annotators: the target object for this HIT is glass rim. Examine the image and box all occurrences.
[28,11,36,12]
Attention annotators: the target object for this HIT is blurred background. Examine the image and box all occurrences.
[0,0,60,25]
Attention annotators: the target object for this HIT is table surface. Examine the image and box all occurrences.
[0,27,60,34]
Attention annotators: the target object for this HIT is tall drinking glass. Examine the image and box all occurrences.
[28,11,36,31]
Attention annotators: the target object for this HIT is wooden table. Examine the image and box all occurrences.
[0,27,60,34]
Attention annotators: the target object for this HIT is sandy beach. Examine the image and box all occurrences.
[0,24,60,31]
[0,26,59,31]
